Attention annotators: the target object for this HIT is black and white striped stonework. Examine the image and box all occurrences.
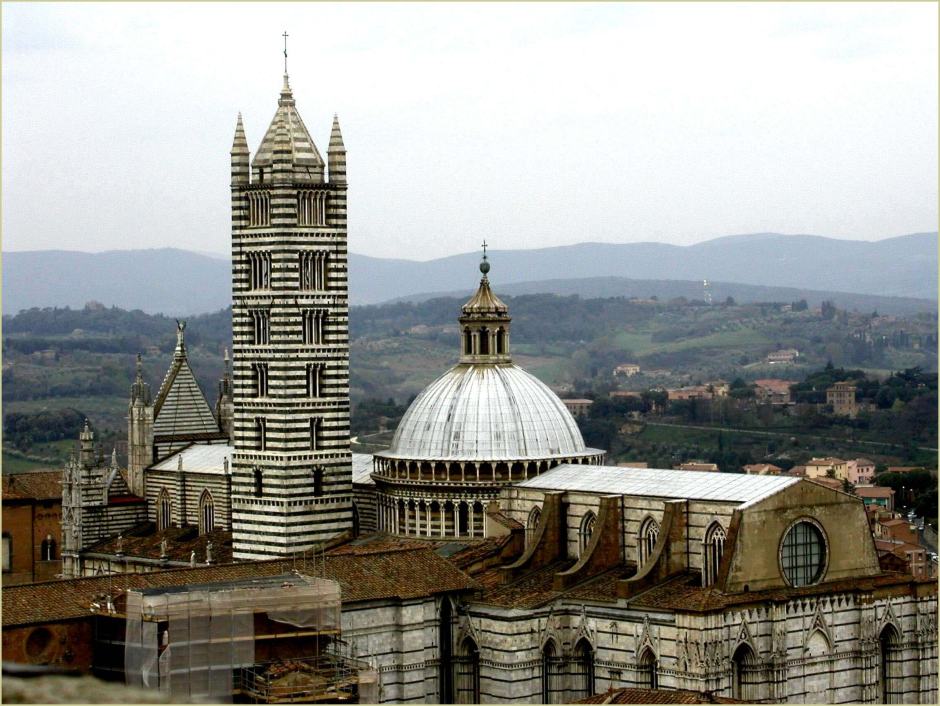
[229,76,352,560]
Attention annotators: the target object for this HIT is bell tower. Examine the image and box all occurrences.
[229,55,352,559]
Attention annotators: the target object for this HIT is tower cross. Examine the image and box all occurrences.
[283,31,289,74]
[481,240,488,260]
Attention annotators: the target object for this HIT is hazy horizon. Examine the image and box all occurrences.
[3,2,937,260]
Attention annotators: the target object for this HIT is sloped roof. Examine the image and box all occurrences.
[518,465,798,506]
[252,75,324,177]
[2,545,477,627]
[151,442,233,475]
[351,453,375,485]
[152,330,222,442]
[2,471,62,501]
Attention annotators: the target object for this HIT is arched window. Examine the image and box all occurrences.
[41,534,57,561]
[702,522,726,587]
[526,506,542,548]
[879,624,902,704]
[351,503,360,538]
[455,637,480,704]
[478,327,489,355]
[199,491,214,535]
[254,468,263,497]
[495,327,505,354]
[637,647,657,689]
[579,511,597,556]
[638,517,660,568]
[571,639,594,700]
[464,328,473,355]
[158,490,172,531]
[542,640,563,704]
[731,643,757,701]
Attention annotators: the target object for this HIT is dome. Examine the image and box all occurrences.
[382,363,596,461]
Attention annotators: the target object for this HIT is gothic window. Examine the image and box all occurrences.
[158,490,172,532]
[731,643,757,701]
[40,535,56,561]
[780,519,827,587]
[637,647,658,689]
[306,363,323,397]
[542,640,563,704]
[455,637,480,704]
[253,363,269,397]
[638,517,660,567]
[247,191,271,227]
[199,491,215,534]
[879,624,902,704]
[579,511,597,556]
[310,418,320,451]
[702,522,726,587]
[298,251,328,290]
[255,417,267,451]
[253,468,263,497]
[248,251,272,290]
[2,533,11,572]
[302,309,326,345]
[249,310,270,345]
[526,506,542,548]
[297,191,327,226]
[571,639,594,701]
[313,466,324,496]
[478,327,489,355]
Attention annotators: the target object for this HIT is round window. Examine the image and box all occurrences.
[780,520,827,587]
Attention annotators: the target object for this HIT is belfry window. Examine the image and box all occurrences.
[249,310,270,345]
[313,466,324,497]
[247,191,271,227]
[310,418,320,451]
[299,251,328,290]
[255,417,267,451]
[253,363,269,397]
[297,190,327,226]
[306,363,323,398]
[254,468,263,497]
[248,251,272,290]
[702,522,726,587]
[302,309,326,344]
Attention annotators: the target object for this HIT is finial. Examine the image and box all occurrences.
[283,31,289,75]
[480,240,490,275]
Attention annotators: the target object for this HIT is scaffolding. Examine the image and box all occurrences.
[124,574,376,703]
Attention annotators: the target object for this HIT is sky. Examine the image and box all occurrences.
[2,2,937,261]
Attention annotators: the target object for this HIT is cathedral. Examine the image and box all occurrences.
[28,60,938,704]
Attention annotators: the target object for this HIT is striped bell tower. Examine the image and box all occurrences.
[229,67,352,560]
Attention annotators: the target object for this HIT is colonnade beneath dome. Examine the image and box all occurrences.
[372,454,604,484]
[376,495,490,538]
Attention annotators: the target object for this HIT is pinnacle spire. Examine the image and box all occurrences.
[174,320,187,359]
[231,113,248,155]
[329,114,345,152]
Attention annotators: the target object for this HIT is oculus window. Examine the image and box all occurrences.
[780,520,827,587]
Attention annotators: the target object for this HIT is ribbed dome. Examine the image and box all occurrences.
[383,364,593,461]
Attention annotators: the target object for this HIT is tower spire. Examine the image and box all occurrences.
[283,30,289,75]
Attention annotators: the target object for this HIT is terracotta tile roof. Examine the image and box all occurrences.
[447,535,515,571]
[577,687,741,703]
[2,471,62,501]
[2,545,477,627]
[85,523,234,564]
[855,486,894,498]
[474,560,578,609]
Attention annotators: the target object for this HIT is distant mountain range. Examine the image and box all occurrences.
[3,232,936,316]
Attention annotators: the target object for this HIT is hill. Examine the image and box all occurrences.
[3,232,936,314]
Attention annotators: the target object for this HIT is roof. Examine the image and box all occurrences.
[150,442,233,475]
[806,457,845,466]
[152,330,223,442]
[753,378,792,391]
[807,477,843,490]
[378,363,598,462]
[85,523,233,564]
[351,453,375,485]
[517,465,799,506]
[2,544,477,627]
[855,486,895,498]
[252,75,325,177]
[577,688,740,704]
[461,275,509,316]
[2,470,62,501]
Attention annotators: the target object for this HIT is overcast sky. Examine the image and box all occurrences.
[3,2,937,260]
